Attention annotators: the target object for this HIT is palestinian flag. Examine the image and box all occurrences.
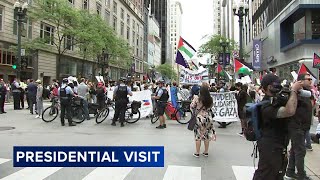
[176,37,196,69]
[298,63,316,83]
[313,53,320,68]
[234,58,253,73]
[217,64,225,76]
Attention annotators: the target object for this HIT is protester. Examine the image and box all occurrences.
[190,85,216,158]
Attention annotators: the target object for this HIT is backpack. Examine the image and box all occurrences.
[243,100,270,141]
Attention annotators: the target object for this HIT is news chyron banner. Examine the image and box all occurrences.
[13,146,164,167]
[211,92,240,123]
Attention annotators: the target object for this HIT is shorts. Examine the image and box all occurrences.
[156,102,166,116]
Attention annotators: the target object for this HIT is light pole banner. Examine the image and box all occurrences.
[252,39,262,69]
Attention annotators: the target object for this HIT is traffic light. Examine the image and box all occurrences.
[12,64,17,69]
[21,57,28,70]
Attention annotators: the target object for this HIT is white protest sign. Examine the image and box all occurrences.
[107,90,153,118]
[211,92,240,123]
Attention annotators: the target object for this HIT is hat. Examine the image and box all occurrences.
[261,73,280,89]
[35,79,42,84]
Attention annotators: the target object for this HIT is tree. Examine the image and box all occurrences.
[156,64,177,81]
[198,34,237,59]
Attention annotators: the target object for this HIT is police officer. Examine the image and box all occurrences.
[58,78,76,126]
[112,77,133,127]
[253,73,303,180]
[152,80,169,129]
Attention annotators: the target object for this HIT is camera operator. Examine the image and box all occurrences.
[253,74,303,180]
[285,73,313,180]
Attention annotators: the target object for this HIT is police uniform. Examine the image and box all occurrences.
[112,83,132,126]
[253,96,289,180]
[156,87,168,116]
[0,81,7,113]
[58,82,76,126]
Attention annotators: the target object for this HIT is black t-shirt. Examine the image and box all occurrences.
[289,95,312,130]
[261,97,288,146]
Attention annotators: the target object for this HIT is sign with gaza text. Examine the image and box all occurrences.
[211,92,240,123]
[180,69,208,84]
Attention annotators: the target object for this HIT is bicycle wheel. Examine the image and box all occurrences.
[71,107,85,124]
[42,106,59,122]
[175,107,192,124]
[95,108,110,124]
[125,108,140,124]
[150,111,159,124]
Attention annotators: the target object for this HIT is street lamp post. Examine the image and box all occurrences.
[219,38,229,69]
[233,1,249,60]
[13,0,28,80]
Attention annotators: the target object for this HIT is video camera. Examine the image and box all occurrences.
[272,84,311,107]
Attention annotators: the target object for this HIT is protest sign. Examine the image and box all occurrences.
[211,92,240,123]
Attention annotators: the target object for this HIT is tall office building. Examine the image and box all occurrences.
[243,0,320,79]
[169,1,183,60]
[145,0,169,64]
[213,0,234,40]
[213,0,222,35]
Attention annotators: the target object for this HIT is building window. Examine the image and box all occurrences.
[105,10,110,24]
[127,27,130,40]
[293,16,305,42]
[113,16,117,31]
[121,8,124,20]
[0,6,3,31]
[312,11,320,39]
[40,23,54,45]
[113,2,117,14]
[13,10,33,39]
[120,22,124,36]
[96,3,101,15]
[132,31,135,45]
[105,0,110,8]
[127,14,130,26]
[83,0,89,10]
[132,20,135,29]
[64,35,74,51]
[68,0,74,5]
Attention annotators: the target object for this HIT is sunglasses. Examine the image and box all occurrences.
[304,78,312,81]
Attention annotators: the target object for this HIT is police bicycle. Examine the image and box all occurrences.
[151,100,192,124]
[42,97,86,124]
[95,99,141,124]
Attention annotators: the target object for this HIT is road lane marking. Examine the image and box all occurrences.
[82,167,134,180]
[0,158,10,165]
[1,167,62,180]
[163,165,201,180]
[232,166,255,180]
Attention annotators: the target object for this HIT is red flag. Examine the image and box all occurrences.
[313,53,320,68]
[234,58,252,73]
[298,63,316,83]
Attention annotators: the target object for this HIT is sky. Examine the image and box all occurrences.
[179,0,214,51]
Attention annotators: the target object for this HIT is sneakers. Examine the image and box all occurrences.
[285,172,298,179]
[111,122,116,126]
[163,124,167,128]
[306,146,313,151]
[238,132,244,137]
[202,152,208,157]
[156,125,164,129]
[121,123,124,127]
[193,153,199,158]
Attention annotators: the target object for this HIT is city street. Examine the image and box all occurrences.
[0,102,319,180]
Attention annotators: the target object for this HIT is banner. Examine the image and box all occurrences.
[107,90,153,118]
[252,39,262,69]
[180,69,208,84]
[14,146,164,167]
[211,92,240,123]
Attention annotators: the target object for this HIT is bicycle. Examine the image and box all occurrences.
[42,97,85,124]
[95,100,141,124]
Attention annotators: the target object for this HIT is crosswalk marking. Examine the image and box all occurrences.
[0,158,10,165]
[0,167,62,180]
[82,167,133,180]
[163,165,201,180]
[232,166,255,180]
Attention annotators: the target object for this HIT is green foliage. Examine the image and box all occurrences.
[198,34,237,59]
[156,64,177,80]
[24,0,131,69]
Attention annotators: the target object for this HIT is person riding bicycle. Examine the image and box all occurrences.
[58,78,76,127]
[152,80,169,129]
[112,77,133,127]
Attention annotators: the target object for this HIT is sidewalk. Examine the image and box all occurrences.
[305,142,320,179]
